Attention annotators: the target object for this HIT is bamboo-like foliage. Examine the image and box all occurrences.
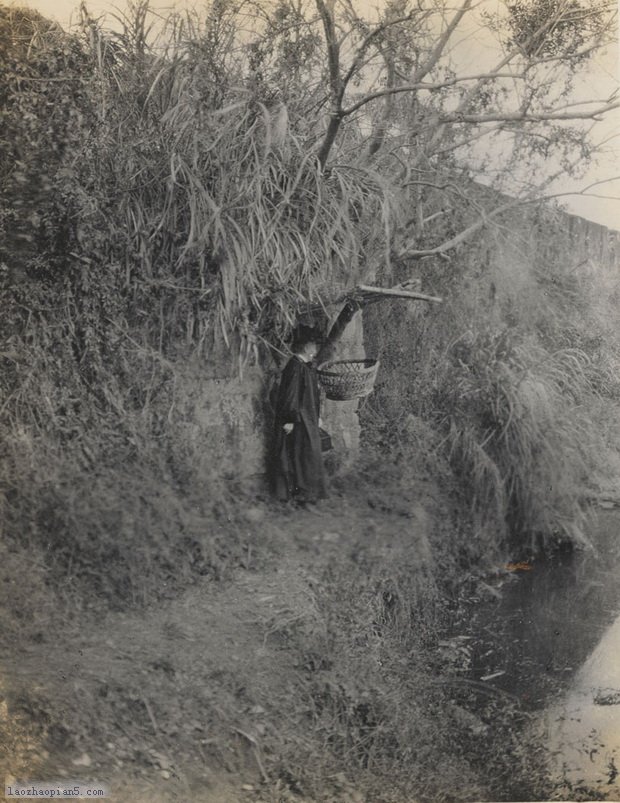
[0,2,403,604]
[361,187,620,552]
[1,1,401,366]
[71,2,401,364]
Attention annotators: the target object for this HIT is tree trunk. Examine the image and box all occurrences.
[317,301,360,364]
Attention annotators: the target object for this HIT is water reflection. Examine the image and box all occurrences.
[544,612,620,798]
[464,510,620,798]
[469,511,620,709]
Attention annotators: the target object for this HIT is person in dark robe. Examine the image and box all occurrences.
[271,325,327,504]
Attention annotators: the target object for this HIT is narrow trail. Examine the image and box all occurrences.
[1,491,435,803]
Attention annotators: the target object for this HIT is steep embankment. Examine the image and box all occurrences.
[0,471,545,803]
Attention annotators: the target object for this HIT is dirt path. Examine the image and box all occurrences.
[1,491,435,803]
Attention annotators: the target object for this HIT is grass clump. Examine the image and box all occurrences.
[363,191,619,556]
[433,330,594,552]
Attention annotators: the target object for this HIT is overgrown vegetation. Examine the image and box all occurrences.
[364,188,620,554]
[1,1,619,799]
[0,2,403,606]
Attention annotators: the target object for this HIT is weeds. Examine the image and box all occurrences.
[363,189,620,554]
[438,333,594,551]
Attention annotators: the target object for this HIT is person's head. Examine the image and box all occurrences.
[291,324,323,360]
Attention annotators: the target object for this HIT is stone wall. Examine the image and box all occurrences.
[362,197,620,455]
[177,368,267,481]
[563,213,620,274]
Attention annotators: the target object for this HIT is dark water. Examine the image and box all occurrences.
[465,509,620,798]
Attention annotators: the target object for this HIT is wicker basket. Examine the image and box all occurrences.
[317,359,380,401]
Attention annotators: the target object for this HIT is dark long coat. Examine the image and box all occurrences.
[271,356,326,502]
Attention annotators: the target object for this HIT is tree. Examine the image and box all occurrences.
[241,0,618,264]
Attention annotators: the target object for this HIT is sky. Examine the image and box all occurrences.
[9,0,620,230]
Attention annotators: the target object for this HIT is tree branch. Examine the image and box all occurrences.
[411,0,475,84]
[397,176,620,260]
[315,0,343,168]
[315,0,475,165]
[313,0,615,167]
[426,0,589,152]
[341,71,525,116]
[432,123,504,156]
[366,50,396,157]
[432,100,620,126]
[315,7,434,167]
[316,300,360,363]
[315,0,340,100]
[339,12,422,98]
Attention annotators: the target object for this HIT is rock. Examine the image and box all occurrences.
[594,688,620,705]
[244,506,265,523]
[72,752,92,767]
[450,704,489,735]
[160,770,171,780]
[150,750,173,769]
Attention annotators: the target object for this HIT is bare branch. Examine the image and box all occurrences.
[339,12,422,97]
[432,124,504,156]
[542,176,620,198]
[433,0,597,143]
[313,0,615,167]
[397,176,620,261]
[411,0,475,84]
[432,100,620,127]
[371,0,606,164]
[316,0,477,163]
[397,219,490,259]
[341,71,526,116]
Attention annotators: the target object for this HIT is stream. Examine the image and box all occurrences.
[463,508,620,799]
